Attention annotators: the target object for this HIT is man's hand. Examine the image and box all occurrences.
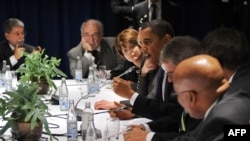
[94,100,118,110]
[124,127,148,141]
[110,102,135,120]
[14,45,25,60]
[113,77,135,99]
[81,36,93,51]
[32,46,42,53]
[141,59,157,77]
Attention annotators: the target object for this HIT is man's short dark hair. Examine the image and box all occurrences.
[140,19,175,38]
[2,18,24,33]
[160,36,201,65]
[201,27,250,70]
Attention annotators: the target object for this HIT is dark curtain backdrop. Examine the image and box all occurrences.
[1,0,243,78]
[0,0,119,78]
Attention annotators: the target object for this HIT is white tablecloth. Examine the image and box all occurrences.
[0,79,151,141]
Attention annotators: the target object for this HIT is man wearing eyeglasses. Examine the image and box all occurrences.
[0,18,40,70]
[67,19,124,78]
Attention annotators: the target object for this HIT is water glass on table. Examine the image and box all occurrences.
[98,65,107,86]
[106,117,120,141]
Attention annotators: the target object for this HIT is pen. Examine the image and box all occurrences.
[94,107,130,115]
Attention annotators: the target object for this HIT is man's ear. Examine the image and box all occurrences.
[216,79,229,94]
[163,34,172,42]
[188,92,196,106]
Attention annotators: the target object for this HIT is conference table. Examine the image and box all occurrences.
[0,79,151,141]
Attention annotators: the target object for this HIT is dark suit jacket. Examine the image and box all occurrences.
[67,37,124,78]
[227,64,250,95]
[150,64,250,140]
[169,90,250,141]
[0,40,35,70]
[111,0,145,34]
[132,68,183,120]
[132,0,181,35]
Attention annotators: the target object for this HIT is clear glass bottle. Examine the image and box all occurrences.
[81,102,94,141]
[5,65,12,91]
[92,64,100,94]
[87,66,95,95]
[85,116,96,141]
[67,100,78,141]
[0,60,7,87]
[75,56,83,82]
[59,77,69,111]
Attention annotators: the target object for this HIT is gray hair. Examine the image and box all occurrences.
[80,19,104,36]
[2,18,24,33]
[160,36,201,65]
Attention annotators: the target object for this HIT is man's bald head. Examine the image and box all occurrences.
[173,55,229,119]
[174,55,224,89]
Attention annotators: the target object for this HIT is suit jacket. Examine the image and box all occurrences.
[0,40,35,70]
[111,0,145,34]
[67,37,124,78]
[169,90,250,141]
[132,67,183,120]
[227,64,250,95]
[132,0,181,35]
[150,64,250,140]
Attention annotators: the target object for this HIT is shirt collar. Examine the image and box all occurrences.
[228,71,236,83]
[203,99,219,120]
[9,43,15,51]
[148,0,161,9]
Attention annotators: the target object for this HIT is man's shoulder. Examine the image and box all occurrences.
[101,37,115,49]
[67,43,82,55]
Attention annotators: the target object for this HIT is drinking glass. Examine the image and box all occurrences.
[106,117,120,141]
[98,65,107,85]
[11,71,18,90]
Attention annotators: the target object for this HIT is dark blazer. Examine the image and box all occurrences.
[132,0,181,35]
[0,40,35,70]
[111,0,145,34]
[227,64,250,95]
[150,64,250,140]
[151,114,202,141]
[67,37,124,78]
[170,90,250,141]
[132,68,183,120]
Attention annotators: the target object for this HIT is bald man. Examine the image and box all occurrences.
[124,55,250,141]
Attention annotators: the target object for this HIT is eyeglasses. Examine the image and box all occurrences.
[8,31,26,36]
[82,33,100,40]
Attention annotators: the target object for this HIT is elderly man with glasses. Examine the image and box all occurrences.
[67,19,124,78]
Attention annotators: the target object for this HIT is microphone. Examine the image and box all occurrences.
[117,66,136,78]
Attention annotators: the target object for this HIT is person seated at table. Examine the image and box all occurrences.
[67,19,124,78]
[94,28,154,119]
[201,27,250,95]
[123,54,250,141]
[0,18,41,70]
[95,20,177,118]
[126,27,250,141]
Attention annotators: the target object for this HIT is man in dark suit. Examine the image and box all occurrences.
[124,55,250,141]
[202,27,250,95]
[131,0,181,35]
[110,0,145,34]
[67,19,124,78]
[113,19,181,120]
[0,18,39,70]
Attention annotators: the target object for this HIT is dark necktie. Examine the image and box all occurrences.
[151,3,157,20]
[156,67,164,103]
[88,50,100,66]
[92,50,100,66]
